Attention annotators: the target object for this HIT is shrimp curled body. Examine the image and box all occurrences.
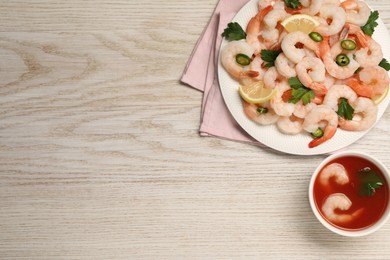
[270,81,295,117]
[322,193,364,224]
[320,38,360,80]
[338,97,378,131]
[281,31,320,64]
[319,163,349,186]
[276,116,303,135]
[275,53,297,78]
[262,8,289,48]
[315,5,347,36]
[323,84,358,112]
[345,66,390,99]
[341,0,371,27]
[303,105,338,148]
[221,40,258,81]
[296,57,327,95]
[243,101,279,125]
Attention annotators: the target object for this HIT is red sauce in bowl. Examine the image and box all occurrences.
[313,156,389,230]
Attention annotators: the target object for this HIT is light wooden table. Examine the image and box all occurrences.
[1,0,390,259]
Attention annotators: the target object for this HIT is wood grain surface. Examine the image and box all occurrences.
[1,0,390,259]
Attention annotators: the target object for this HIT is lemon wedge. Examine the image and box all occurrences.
[373,85,389,105]
[238,81,276,104]
[280,14,320,34]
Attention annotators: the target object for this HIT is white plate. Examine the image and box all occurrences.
[218,0,390,155]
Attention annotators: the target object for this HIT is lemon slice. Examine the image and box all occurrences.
[373,85,389,105]
[281,14,320,34]
[239,81,276,104]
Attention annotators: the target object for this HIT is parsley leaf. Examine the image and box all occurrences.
[337,98,354,120]
[361,11,379,36]
[358,167,384,197]
[288,77,303,89]
[287,77,315,105]
[284,0,301,9]
[261,50,281,68]
[221,22,246,41]
[379,58,390,71]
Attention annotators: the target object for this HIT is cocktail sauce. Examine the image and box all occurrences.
[314,156,389,230]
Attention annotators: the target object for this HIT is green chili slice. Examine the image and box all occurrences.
[311,128,324,138]
[309,32,323,42]
[236,53,251,66]
[336,54,350,66]
[341,39,357,50]
[256,107,268,114]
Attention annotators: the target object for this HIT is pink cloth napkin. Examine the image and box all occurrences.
[181,0,264,145]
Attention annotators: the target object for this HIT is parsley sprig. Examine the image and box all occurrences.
[284,0,301,9]
[287,77,314,105]
[358,167,384,197]
[222,22,246,41]
[337,98,354,120]
[261,49,281,68]
[379,58,390,71]
[361,11,379,36]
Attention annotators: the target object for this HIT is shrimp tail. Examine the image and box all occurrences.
[308,126,336,148]
[310,82,328,95]
[319,36,330,58]
[354,32,370,48]
[345,23,370,48]
[339,26,349,41]
[340,0,357,10]
[259,5,273,18]
[244,71,261,78]
[246,5,273,34]
[312,94,324,105]
[344,77,372,98]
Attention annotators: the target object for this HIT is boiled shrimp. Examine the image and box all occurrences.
[246,6,273,54]
[250,55,267,80]
[303,105,338,148]
[319,37,360,79]
[293,101,317,119]
[339,97,378,131]
[276,115,303,135]
[323,84,357,111]
[339,23,370,49]
[263,67,280,89]
[243,101,279,125]
[262,8,289,47]
[319,163,349,186]
[270,80,295,117]
[296,57,327,95]
[315,5,346,36]
[354,38,383,68]
[221,40,258,81]
[300,0,323,16]
[345,66,390,99]
[341,0,371,27]
[322,193,364,225]
[275,53,297,78]
[239,56,267,86]
[281,31,320,63]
